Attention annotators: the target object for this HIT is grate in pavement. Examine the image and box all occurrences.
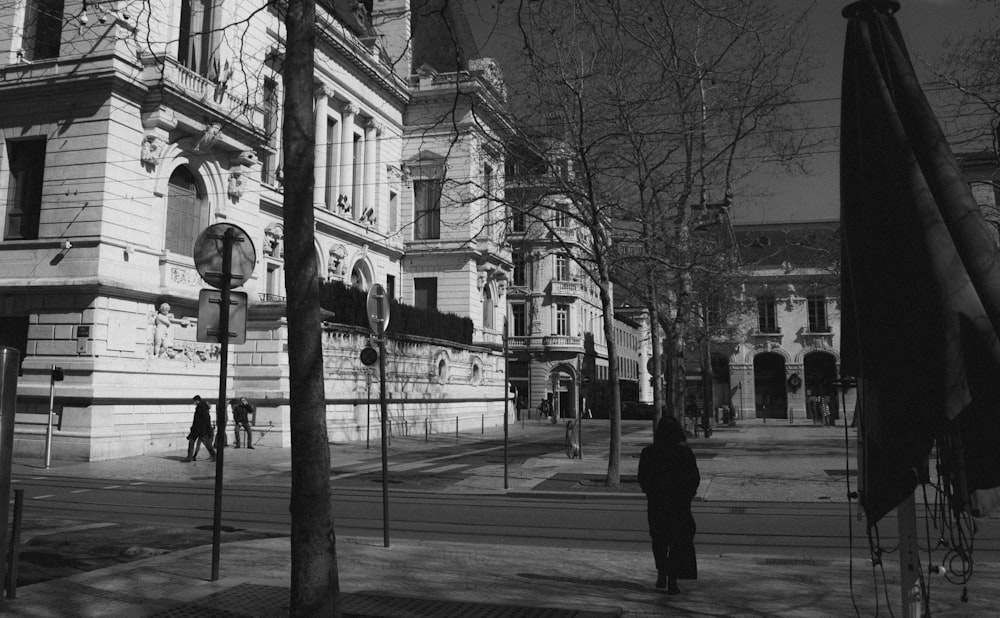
[342,591,619,617]
[145,584,618,618]
[150,584,288,617]
[757,558,829,567]
[147,586,619,618]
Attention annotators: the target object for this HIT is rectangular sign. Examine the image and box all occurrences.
[196,289,248,345]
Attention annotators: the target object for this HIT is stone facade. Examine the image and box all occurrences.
[729,221,856,424]
[0,0,509,460]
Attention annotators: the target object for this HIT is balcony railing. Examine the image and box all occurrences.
[550,279,583,297]
[142,54,254,120]
[507,336,529,349]
[543,335,584,352]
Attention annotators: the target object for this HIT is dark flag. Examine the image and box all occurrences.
[840,0,1000,528]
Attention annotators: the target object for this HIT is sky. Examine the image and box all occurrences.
[735,0,999,224]
[465,0,998,225]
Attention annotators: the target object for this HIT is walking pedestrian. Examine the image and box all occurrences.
[538,399,550,420]
[637,415,700,594]
[184,395,216,462]
[233,396,254,449]
[564,420,580,458]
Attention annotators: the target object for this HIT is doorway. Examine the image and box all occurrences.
[754,352,787,419]
[804,352,838,423]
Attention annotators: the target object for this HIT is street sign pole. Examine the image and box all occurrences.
[503,319,509,490]
[375,286,390,548]
[210,227,235,582]
[192,222,255,584]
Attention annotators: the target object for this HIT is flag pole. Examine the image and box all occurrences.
[898,492,923,618]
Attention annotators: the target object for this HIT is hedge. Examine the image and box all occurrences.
[318,281,474,345]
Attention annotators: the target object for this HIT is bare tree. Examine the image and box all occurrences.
[502,0,812,482]
[930,3,1000,157]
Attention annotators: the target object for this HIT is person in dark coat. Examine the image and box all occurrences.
[184,395,216,462]
[638,415,700,594]
[232,397,254,449]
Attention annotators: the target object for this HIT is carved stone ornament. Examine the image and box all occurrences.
[170,266,201,286]
[343,102,360,117]
[228,171,244,201]
[328,244,348,278]
[264,224,284,258]
[469,58,507,101]
[140,135,162,166]
[194,122,223,152]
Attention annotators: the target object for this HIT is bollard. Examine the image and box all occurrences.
[425,417,429,442]
[4,489,22,600]
[481,414,484,434]
[0,347,20,600]
[455,416,459,440]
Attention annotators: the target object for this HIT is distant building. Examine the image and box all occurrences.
[728,221,848,423]
[504,139,647,419]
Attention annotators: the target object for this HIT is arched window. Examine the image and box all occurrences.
[350,261,372,291]
[482,285,494,330]
[165,166,203,256]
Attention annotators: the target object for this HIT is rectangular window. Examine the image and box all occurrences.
[389,189,398,232]
[555,254,569,281]
[21,0,64,60]
[5,139,47,241]
[352,133,363,213]
[556,304,569,336]
[325,119,338,208]
[261,78,281,185]
[512,207,526,232]
[483,163,494,238]
[512,251,528,287]
[808,296,829,332]
[414,179,442,240]
[512,304,526,336]
[386,275,396,301]
[178,0,215,76]
[757,297,778,333]
[414,277,437,312]
[553,207,569,228]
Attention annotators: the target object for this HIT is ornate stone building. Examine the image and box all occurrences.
[728,221,851,423]
[0,0,511,459]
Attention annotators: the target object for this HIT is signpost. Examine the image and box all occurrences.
[193,223,255,582]
[366,283,391,547]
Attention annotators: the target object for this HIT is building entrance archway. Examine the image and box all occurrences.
[754,352,787,419]
[804,352,839,424]
[549,365,578,420]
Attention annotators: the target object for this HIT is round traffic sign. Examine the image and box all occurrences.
[194,223,256,289]
[360,346,378,366]
[366,284,391,332]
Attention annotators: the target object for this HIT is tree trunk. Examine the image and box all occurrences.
[598,273,622,488]
[283,1,339,615]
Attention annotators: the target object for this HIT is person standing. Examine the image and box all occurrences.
[184,395,216,462]
[638,415,700,594]
[233,397,254,449]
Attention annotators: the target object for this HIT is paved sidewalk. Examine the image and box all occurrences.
[3,420,998,616]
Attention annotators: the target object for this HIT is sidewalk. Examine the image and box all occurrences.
[3,420,998,616]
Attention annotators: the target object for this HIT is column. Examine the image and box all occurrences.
[363,119,379,222]
[339,103,358,215]
[313,85,330,208]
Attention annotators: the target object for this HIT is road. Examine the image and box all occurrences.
[8,421,1000,591]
